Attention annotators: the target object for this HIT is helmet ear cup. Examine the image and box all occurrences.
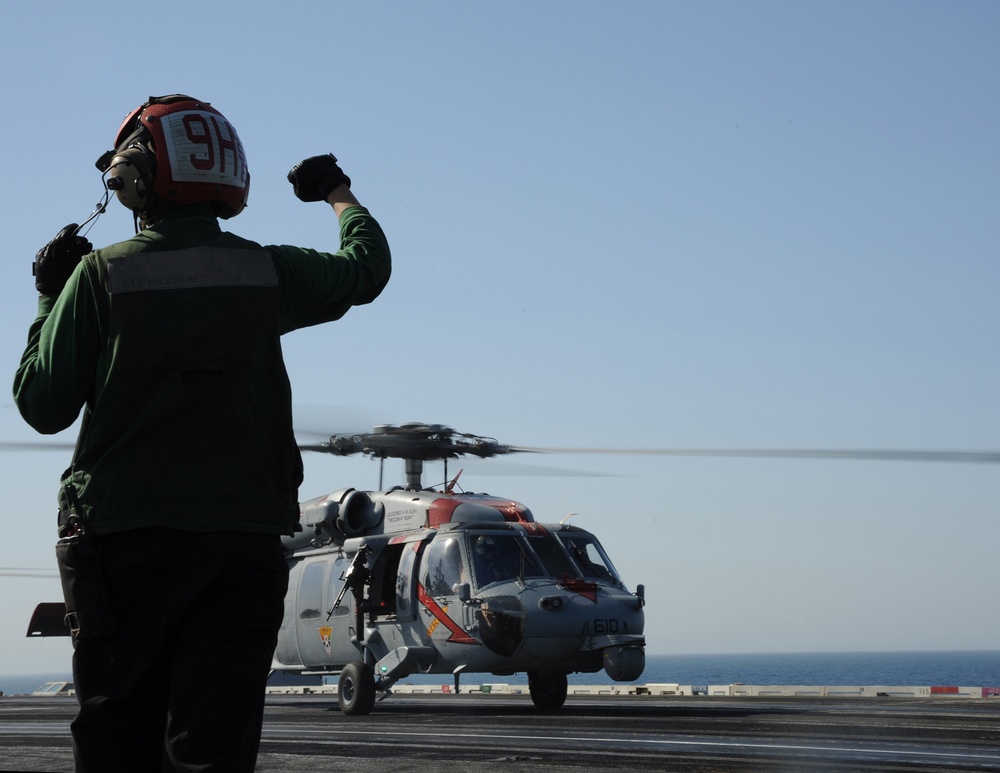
[107,144,154,212]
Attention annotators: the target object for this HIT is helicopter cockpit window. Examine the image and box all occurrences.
[471,534,542,588]
[525,532,578,581]
[558,533,623,586]
[421,537,465,598]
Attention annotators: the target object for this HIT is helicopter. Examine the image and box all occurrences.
[273,422,646,715]
[25,422,647,715]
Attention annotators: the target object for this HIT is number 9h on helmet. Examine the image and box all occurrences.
[96,95,250,221]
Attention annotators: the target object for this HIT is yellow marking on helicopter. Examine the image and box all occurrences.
[318,626,333,656]
[426,606,448,637]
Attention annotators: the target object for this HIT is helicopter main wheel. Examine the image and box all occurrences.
[527,671,568,710]
[338,661,377,716]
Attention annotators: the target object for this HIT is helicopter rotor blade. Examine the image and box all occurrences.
[510,447,1000,465]
[4,418,997,467]
[292,404,380,441]
[434,459,616,478]
[297,423,1000,466]
[0,442,75,451]
[0,568,58,578]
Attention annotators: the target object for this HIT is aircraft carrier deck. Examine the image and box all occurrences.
[2,687,999,771]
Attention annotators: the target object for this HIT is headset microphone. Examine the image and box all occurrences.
[72,174,116,237]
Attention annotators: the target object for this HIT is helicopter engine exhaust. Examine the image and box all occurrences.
[289,488,385,550]
[337,490,379,536]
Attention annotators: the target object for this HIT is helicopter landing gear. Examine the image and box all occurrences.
[338,661,377,716]
[527,671,568,710]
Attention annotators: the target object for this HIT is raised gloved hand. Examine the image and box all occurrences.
[33,224,92,297]
[287,154,351,202]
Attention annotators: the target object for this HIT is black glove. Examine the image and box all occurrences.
[33,224,92,297]
[287,154,351,202]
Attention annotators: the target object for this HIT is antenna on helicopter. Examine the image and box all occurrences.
[445,468,464,494]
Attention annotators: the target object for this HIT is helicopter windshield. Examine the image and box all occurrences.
[470,534,542,588]
[557,532,623,585]
[523,531,578,580]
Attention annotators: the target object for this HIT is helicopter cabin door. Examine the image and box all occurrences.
[291,554,355,668]
[367,536,427,624]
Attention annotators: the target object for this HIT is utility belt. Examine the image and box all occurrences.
[56,496,114,641]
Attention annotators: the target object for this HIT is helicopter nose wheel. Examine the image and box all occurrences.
[338,661,377,716]
[527,671,568,710]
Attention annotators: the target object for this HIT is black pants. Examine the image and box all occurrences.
[69,530,289,773]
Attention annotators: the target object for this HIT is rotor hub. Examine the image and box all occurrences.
[304,423,517,462]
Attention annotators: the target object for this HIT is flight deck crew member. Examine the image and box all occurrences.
[13,94,391,772]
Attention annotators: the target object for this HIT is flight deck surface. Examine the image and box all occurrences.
[2,692,1000,771]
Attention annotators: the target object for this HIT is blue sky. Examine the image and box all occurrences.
[1,1,998,677]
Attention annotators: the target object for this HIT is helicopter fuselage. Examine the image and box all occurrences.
[273,486,645,708]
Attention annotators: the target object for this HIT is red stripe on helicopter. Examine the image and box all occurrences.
[417,582,477,644]
[560,576,598,603]
[427,498,461,527]
[428,496,532,527]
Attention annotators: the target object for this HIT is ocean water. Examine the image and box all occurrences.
[406,650,1000,688]
[575,650,1000,687]
[4,651,998,696]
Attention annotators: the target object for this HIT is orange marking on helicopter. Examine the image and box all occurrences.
[317,626,334,656]
[416,582,477,644]
[561,577,598,603]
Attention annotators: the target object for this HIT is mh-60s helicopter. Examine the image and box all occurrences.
[276,422,645,715]
[28,422,645,716]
